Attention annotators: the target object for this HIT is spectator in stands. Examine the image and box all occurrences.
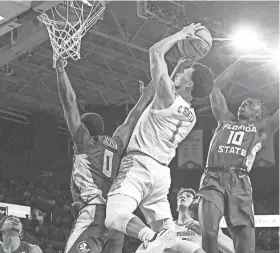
[0,215,42,253]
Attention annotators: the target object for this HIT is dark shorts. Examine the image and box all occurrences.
[197,169,255,228]
[65,204,124,253]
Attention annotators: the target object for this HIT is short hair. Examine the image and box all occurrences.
[0,215,23,234]
[191,62,214,99]
[242,97,269,119]
[80,113,105,136]
[177,188,196,199]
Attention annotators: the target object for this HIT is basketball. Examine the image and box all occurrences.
[177,27,212,60]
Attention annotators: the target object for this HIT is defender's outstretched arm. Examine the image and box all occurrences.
[56,59,81,136]
[210,59,244,121]
[113,81,155,152]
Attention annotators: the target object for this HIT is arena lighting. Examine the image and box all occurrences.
[230,27,267,51]
[261,48,280,71]
[238,47,280,71]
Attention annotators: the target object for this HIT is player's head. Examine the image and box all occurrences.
[0,215,23,237]
[80,113,105,136]
[177,188,196,211]
[174,62,214,100]
[237,98,266,121]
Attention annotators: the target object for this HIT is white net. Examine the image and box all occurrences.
[37,0,106,67]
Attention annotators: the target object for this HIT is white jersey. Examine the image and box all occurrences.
[175,219,202,245]
[127,95,196,165]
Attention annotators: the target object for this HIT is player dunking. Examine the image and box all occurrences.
[0,216,42,253]
[163,188,234,253]
[54,58,155,253]
[105,23,214,253]
[197,57,279,253]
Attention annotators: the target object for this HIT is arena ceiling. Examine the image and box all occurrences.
[0,1,278,131]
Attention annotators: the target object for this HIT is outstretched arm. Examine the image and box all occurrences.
[210,58,245,121]
[260,109,279,135]
[56,59,81,136]
[149,23,202,108]
[113,81,155,152]
[217,229,235,253]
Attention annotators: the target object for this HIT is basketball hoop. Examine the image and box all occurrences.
[37,0,106,68]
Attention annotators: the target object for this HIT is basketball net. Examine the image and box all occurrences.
[37,0,106,68]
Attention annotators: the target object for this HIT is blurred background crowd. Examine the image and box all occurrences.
[0,169,278,253]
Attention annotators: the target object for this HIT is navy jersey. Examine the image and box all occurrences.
[71,123,124,204]
[206,120,262,171]
[0,241,32,253]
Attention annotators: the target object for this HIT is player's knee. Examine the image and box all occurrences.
[202,228,219,241]
[105,204,134,233]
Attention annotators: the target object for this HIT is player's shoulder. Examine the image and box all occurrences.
[254,116,272,129]
[188,220,201,234]
[218,116,237,126]
[100,135,123,153]
[190,219,200,226]
[29,244,42,253]
[26,243,42,253]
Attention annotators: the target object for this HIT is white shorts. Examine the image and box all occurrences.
[164,239,202,253]
[108,153,172,224]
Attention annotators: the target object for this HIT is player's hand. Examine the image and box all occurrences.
[139,81,155,100]
[178,56,195,65]
[55,58,67,71]
[179,23,204,40]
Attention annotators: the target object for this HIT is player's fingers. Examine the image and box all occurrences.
[62,60,67,67]
[192,35,202,40]
[139,81,144,92]
[195,25,204,30]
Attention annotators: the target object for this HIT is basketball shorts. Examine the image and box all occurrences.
[165,239,201,253]
[108,153,172,224]
[65,204,124,253]
[197,169,255,228]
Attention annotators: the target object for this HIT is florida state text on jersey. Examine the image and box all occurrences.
[207,121,262,171]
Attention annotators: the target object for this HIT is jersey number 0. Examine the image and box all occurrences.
[103,149,113,177]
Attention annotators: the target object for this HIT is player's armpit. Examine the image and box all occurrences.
[261,110,279,135]
[217,229,235,253]
[29,245,43,253]
[210,88,235,122]
[71,123,90,147]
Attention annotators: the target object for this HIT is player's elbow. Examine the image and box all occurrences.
[149,46,158,55]
[211,87,221,96]
[149,47,163,60]
[210,89,223,105]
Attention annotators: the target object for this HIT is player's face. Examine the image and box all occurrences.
[177,191,194,209]
[238,99,262,120]
[174,67,194,94]
[2,216,22,236]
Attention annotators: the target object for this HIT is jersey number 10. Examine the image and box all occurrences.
[227,131,245,146]
[103,149,113,177]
